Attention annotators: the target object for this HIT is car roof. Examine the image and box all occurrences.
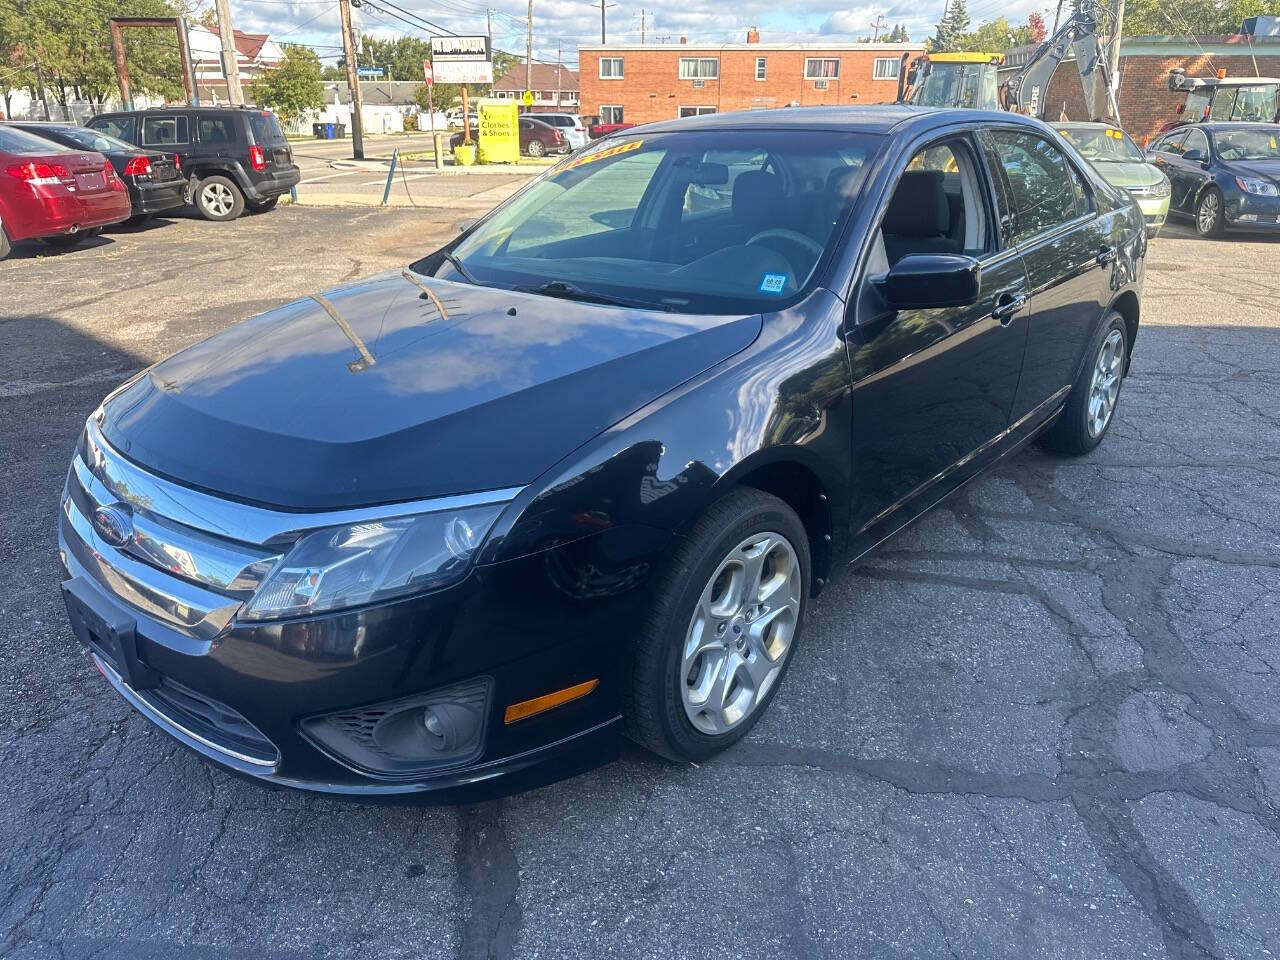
[634,105,1046,137]
[91,106,266,117]
[1195,122,1280,133]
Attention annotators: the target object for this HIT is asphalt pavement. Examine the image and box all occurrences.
[1,208,1278,960]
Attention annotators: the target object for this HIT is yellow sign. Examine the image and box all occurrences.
[477,101,519,164]
[562,139,643,171]
[521,90,535,106]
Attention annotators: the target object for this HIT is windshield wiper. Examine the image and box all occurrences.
[438,248,478,284]
[515,280,673,312]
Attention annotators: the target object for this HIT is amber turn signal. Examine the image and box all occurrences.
[504,679,599,724]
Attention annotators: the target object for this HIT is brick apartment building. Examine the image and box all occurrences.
[1002,34,1280,144]
[577,30,923,125]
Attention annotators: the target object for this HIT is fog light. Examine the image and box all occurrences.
[301,677,491,779]
[1237,213,1258,222]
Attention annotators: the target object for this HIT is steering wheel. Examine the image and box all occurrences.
[746,228,824,261]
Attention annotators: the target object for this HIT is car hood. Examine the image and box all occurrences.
[1224,158,1280,182]
[1094,160,1163,188]
[101,270,761,510]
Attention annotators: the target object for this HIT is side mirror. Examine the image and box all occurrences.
[458,217,478,233]
[1182,148,1208,165]
[872,254,982,312]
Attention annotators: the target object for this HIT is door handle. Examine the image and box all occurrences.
[1096,245,1117,266]
[992,292,1027,326]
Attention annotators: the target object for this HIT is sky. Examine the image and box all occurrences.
[227,0,1056,70]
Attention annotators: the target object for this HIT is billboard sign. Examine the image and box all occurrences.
[430,36,493,84]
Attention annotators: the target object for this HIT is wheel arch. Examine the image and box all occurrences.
[1107,289,1140,370]
[711,450,837,598]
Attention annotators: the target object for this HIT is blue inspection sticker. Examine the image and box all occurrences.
[759,273,788,294]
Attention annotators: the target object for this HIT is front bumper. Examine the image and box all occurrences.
[1132,194,1169,231]
[1225,191,1280,231]
[57,427,662,800]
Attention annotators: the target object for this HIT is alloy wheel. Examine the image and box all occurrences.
[1197,191,1220,235]
[680,531,802,735]
[202,182,234,217]
[1087,328,1125,438]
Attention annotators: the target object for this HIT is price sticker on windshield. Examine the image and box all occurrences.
[759,273,788,295]
[563,139,643,171]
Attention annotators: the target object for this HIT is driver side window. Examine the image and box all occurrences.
[876,138,992,268]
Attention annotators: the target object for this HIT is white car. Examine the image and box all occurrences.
[535,113,588,150]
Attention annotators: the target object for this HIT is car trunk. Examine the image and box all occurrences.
[147,152,180,182]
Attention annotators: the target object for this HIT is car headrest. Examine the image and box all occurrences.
[732,170,786,227]
[825,165,861,203]
[883,169,950,237]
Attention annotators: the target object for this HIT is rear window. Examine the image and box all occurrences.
[249,111,285,144]
[89,116,137,142]
[0,126,67,154]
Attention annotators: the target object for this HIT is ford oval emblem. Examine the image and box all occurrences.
[92,504,133,548]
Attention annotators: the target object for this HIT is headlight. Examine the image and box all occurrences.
[1151,176,1171,197]
[1236,176,1279,196]
[241,503,506,620]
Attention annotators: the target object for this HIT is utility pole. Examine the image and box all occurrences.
[525,0,533,109]
[338,0,366,159]
[212,0,245,105]
[640,9,646,44]
[1107,0,1125,92]
[599,0,606,43]
[870,13,885,41]
[556,40,562,108]
[487,7,493,41]
[1051,0,1065,36]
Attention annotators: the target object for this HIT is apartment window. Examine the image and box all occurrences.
[600,57,624,78]
[678,106,717,117]
[679,57,720,80]
[755,57,767,81]
[600,105,624,124]
[804,58,841,79]
[872,57,900,80]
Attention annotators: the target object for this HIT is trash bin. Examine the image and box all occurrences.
[323,122,336,139]
[334,123,347,138]
[312,122,323,138]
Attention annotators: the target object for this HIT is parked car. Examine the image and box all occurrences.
[1146,122,1280,237]
[0,125,130,259]
[6,121,184,226]
[535,112,589,149]
[450,116,570,158]
[589,119,635,139]
[84,106,299,221]
[59,108,1145,800]
[1057,122,1171,234]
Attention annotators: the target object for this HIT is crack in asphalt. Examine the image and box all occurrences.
[455,802,523,960]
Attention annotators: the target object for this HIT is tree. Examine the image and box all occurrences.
[414,81,463,112]
[959,17,1034,51]
[250,43,324,121]
[1028,11,1047,43]
[886,23,910,42]
[930,0,971,52]
[1123,0,1279,35]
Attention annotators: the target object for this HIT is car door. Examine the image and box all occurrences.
[847,132,1031,542]
[1165,126,1213,214]
[979,128,1108,425]
[140,114,193,171]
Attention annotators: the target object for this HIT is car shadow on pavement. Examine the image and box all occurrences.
[1155,222,1280,243]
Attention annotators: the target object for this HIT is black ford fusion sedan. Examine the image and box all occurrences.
[59,107,1145,800]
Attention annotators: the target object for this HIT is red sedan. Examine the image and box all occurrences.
[0,125,131,260]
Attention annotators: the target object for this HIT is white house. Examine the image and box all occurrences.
[187,24,285,104]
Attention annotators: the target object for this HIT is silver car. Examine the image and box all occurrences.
[536,113,588,150]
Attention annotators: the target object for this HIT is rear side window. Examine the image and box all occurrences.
[198,116,236,143]
[248,111,284,144]
[142,115,189,146]
[981,129,1087,244]
[0,126,66,153]
[89,116,137,143]
[1152,130,1188,156]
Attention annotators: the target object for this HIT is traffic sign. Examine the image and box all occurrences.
[422,60,434,86]
[521,90,534,107]
[357,66,384,78]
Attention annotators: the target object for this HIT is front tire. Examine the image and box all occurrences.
[194,175,245,221]
[626,488,810,762]
[1040,311,1128,455]
[1195,187,1224,238]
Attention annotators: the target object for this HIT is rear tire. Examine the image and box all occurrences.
[246,195,279,213]
[194,175,245,221]
[626,488,810,763]
[525,139,546,158]
[1039,311,1128,456]
[0,226,10,261]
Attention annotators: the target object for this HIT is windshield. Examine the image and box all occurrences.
[913,63,999,110]
[1231,84,1279,121]
[434,128,882,314]
[1214,128,1280,161]
[1183,89,1211,121]
[1057,126,1145,162]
